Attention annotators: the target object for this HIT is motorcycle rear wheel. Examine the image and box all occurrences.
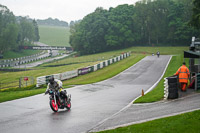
[50,100,58,112]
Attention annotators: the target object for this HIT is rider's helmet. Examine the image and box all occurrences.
[49,77,54,85]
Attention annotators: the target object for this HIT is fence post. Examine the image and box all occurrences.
[19,78,21,88]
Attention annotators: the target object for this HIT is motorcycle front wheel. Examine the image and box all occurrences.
[65,98,71,110]
[50,100,58,112]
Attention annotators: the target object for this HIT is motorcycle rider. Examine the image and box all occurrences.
[45,77,68,106]
[157,51,160,58]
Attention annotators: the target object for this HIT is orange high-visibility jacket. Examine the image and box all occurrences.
[175,65,190,83]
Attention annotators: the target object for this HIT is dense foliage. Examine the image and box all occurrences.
[0,5,40,54]
[70,0,200,55]
[191,0,200,29]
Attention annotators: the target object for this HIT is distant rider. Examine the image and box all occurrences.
[157,51,160,58]
[45,77,67,105]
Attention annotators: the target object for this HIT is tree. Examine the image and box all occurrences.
[0,4,19,54]
[191,0,200,29]
[70,7,109,55]
[167,0,199,45]
[105,4,135,49]
[0,4,40,55]
[33,19,40,41]
[69,0,200,55]
[19,17,35,45]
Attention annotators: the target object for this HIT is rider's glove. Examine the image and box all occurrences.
[45,90,49,95]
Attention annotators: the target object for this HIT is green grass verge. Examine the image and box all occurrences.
[96,109,200,133]
[62,54,145,85]
[0,86,46,103]
[2,50,42,60]
[134,54,189,103]
[39,25,70,46]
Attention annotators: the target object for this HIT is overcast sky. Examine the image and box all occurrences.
[1,0,139,23]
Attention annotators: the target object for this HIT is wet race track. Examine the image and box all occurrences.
[0,55,171,133]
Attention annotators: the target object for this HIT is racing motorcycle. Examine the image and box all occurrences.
[45,89,71,112]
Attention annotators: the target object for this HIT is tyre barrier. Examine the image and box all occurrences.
[0,51,48,68]
[36,52,131,87]
[0,54,49,68]
[164,76,178,99]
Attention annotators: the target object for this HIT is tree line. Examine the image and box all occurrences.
[0,4,40,55]
[37,17,68,27]
[70,0,200,55]
[37,17,82,27]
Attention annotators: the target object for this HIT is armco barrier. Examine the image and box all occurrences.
[78,66,94,75]
[36,76,46,87]
[36,52,130,87]
[60,70,78,80]
[78,68,90,75]
[94,64,98,72]
[36,70,78,87]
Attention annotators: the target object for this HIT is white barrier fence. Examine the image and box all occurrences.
[0,51,49,68]
[36,52,130,87]
[164,78,168,99]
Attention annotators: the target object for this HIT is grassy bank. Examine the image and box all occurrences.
[0,49,131,89]
[62,54,145,85]
[0,87,45,103]
[96,109,200,133]
[1,49,42,60]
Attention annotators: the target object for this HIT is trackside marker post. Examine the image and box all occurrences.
[142,89,144,96]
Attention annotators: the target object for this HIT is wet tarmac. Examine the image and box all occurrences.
[90,90,200,132]
[0,55,172,133]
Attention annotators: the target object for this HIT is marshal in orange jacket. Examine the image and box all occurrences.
[174,65,190,83]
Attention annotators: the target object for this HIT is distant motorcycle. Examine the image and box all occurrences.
[45,89,71,112]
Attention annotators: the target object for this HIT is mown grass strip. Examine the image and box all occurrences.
[2,49,42,60]
[0,88,46,103]
[96,109,200,133]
